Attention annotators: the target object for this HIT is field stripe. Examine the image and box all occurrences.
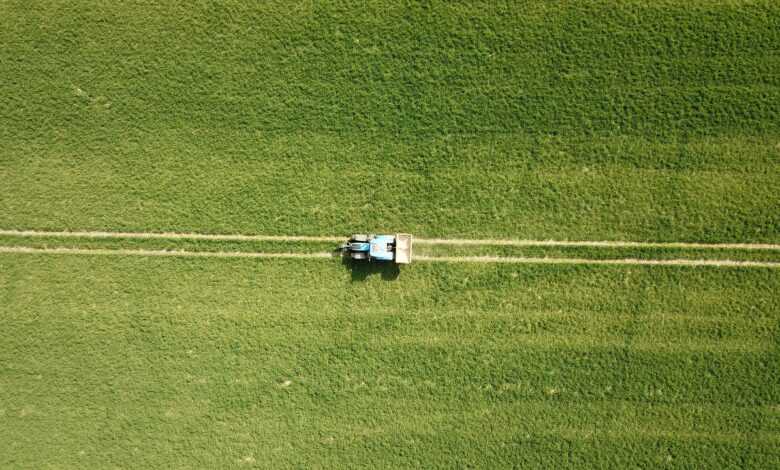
[1,229,778,251]
[414,238,780,250]
[0,246,334,260]
[415,255,780,268]
[2,246,779,269]
[376,334,771,353]
[545,428,780,445]
[0,229,343,243]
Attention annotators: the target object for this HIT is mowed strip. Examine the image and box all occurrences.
[415,238,780,251]
[0,229,343,243]
[415,255,780,269]
[1,229,779,251]
[2,246,779,269]
[0,245,334,260]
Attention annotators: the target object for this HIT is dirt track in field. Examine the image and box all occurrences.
[2,246,778,269]
[414,238,780,251]
[414,255,780,268]
[0,229,344,243]
[0,246,334,260]
[1,229,779,251]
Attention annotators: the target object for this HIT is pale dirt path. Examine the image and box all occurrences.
[0,246,334,260]
[415,255,780,269]
[414,238,780,250]
[1,229,779,250]
[0,229,343,243]
[2,246,778,269]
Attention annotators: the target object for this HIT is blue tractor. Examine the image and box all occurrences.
[340,234,412,264]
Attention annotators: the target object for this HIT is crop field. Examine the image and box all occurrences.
[1,0,779,468]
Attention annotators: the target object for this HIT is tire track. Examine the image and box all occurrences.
[0,229,342,243]
[415,255,780,268]
[1,246,778,269]
[0,246,334,260]
[414,238,780,251]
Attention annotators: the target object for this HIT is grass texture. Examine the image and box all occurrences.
[1,0,779,468]
[1,0,779,241]
[1,254,779,468]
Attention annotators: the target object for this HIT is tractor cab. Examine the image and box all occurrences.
[369,235,396,262]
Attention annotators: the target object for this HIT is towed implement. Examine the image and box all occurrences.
[340,234,412,264]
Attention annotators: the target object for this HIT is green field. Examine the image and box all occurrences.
[1,0,779,468]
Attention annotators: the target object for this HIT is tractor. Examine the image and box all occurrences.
[340,234,412,264]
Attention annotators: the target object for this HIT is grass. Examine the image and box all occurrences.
[1,133,778,242]
[1,1,779,241]
[1,0,779,467]
[1,254,778,468]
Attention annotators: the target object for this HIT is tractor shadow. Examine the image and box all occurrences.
[338,254,400,281]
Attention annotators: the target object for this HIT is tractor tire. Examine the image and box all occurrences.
[351,234,369,242]
[351,252,368,260]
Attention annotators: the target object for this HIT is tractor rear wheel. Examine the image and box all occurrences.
[351,234,369,242]
[351,252,368,260]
